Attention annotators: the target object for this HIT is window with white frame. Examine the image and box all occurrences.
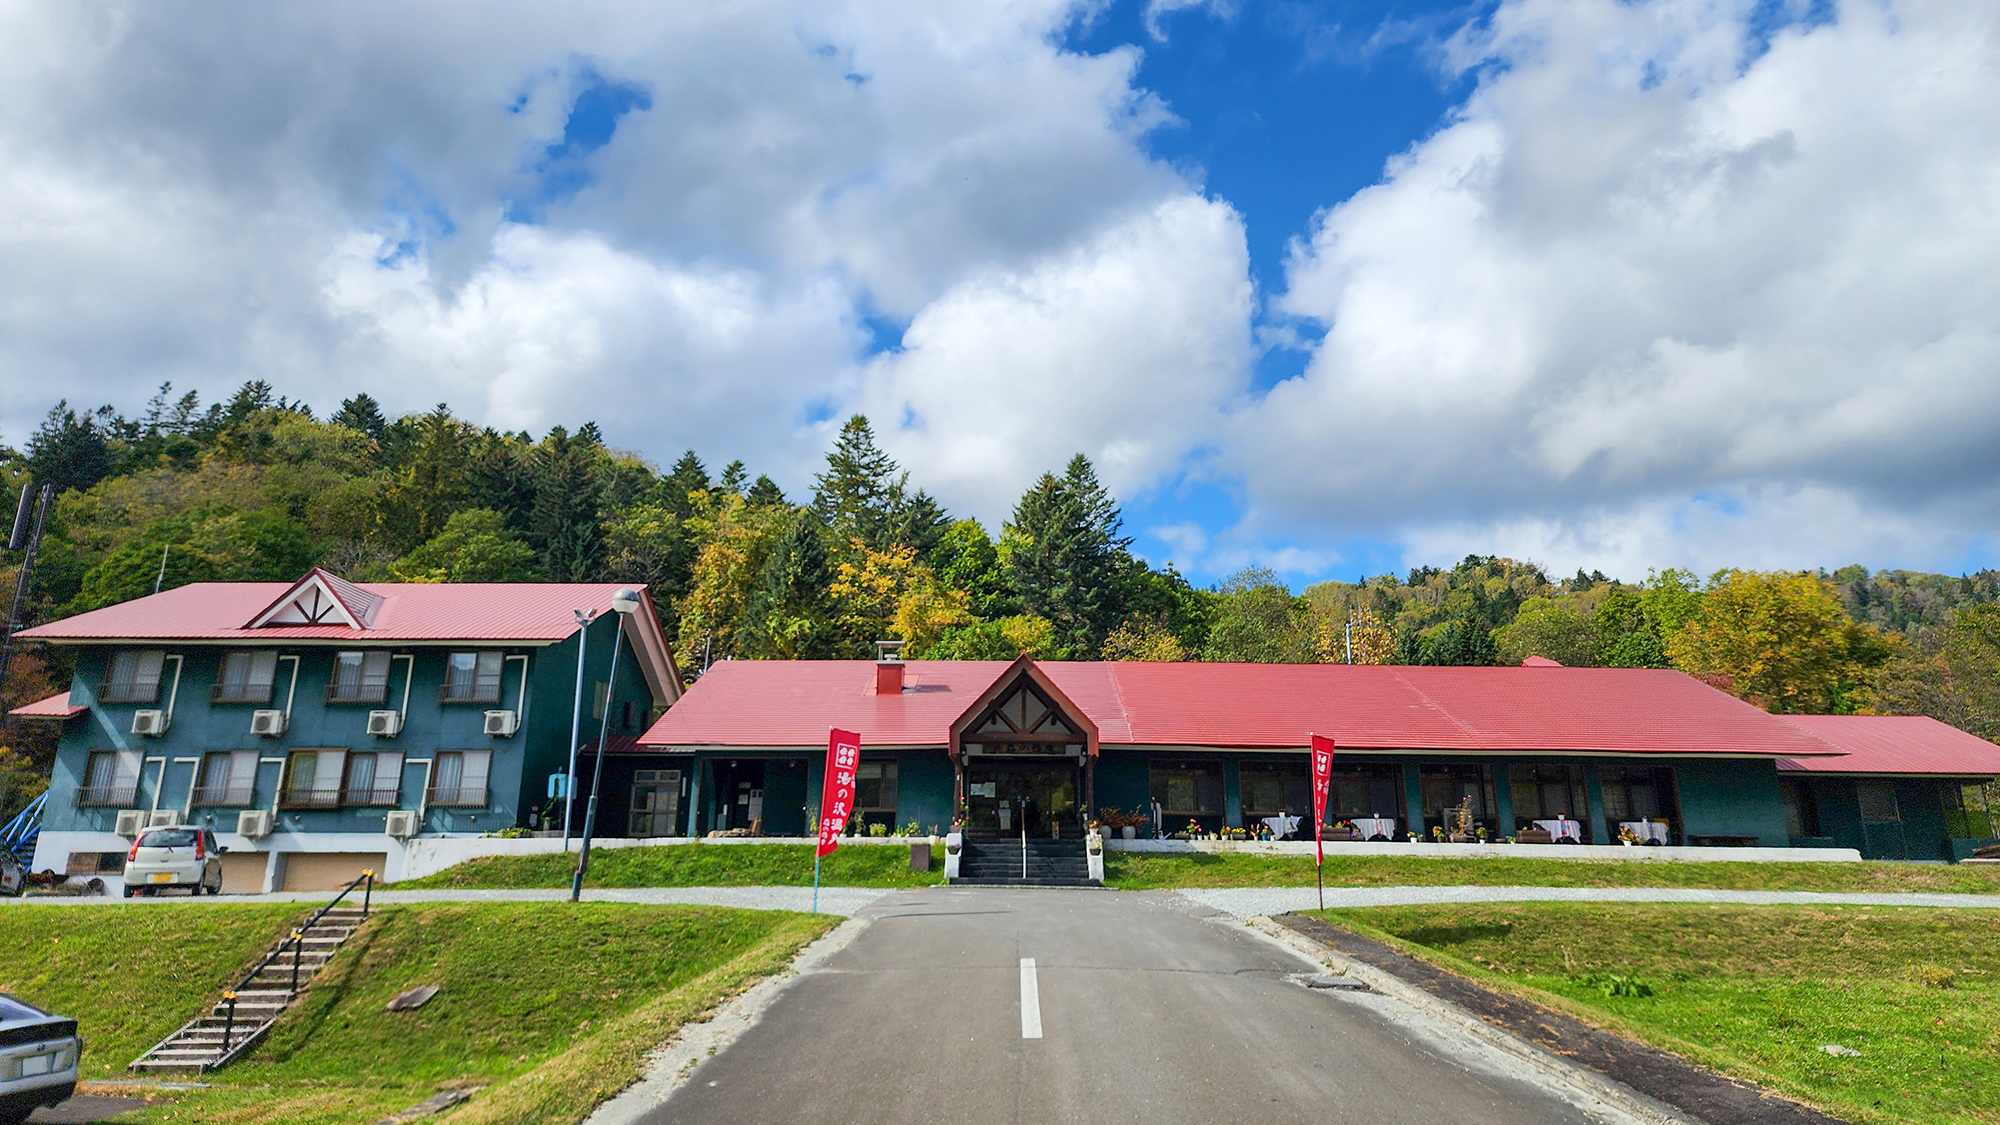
[195,750,259,805]
[213,650,278,703]
[442,652,503,702]
[328,650,392,703]
[101,650,165,703]
[79,750,142,806]
[431,750,491,807]
[342,751,404,806]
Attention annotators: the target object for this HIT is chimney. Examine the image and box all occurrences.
[874,640,905,695]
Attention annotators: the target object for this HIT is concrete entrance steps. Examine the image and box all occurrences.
[953,837,1095,886]
[130,906,368,1071]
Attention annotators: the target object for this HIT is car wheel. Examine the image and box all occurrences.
[122,885,137,898]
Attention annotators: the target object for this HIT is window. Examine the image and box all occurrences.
[1944,782,1997,839]
[1781,778,1821,839]
[78,750,142,806]
[431,750,491,807]
[856,761,899,812]
[101,650,165,703]
[630,769,682,837]
[1326,763,1405,821]
[1600,766,1676,824]
[1420,764,1497,836]
[443,652,503,703]
[280,750,346,809]
[213,650,278,703]
[195,751,258,806]
[342,751,404,806]
[1508,763,1588,825]
[328,651,391,703]
[1238,763,1312,817]
[1857,779,1901,823]
[136,827,200,849]
[1149,760,1223,815]
[591,679,609,720]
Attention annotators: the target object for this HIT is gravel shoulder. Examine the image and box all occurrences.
[1175,884,2000,918]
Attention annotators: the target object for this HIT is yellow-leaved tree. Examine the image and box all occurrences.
[1666,570,1896,713]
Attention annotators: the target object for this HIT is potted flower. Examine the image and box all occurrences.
[1618,825,1639,846]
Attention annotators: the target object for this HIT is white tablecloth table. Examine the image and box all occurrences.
[1261,815,1301,840]
[1350,816,1397,840]
[1534,818,1583,842]
[1620,820,1670,844]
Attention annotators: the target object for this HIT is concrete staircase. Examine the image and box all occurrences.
[953,836,1094,886]
[130,904,368,1071]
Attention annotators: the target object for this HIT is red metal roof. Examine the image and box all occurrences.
[1778,715,2000,776]
[642,660,1846,757]
[9,691,85,719]
[19,581,651,644]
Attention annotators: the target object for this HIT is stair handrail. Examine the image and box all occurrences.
[1,791,46,853]
[229,870,374,997]
[1021,823,1027,880]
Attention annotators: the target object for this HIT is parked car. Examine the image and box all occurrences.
[121,827,224,897]
[0,994,80,1125]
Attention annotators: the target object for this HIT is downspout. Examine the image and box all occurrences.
[176,757,200,819]
[506,654,528,718]
[146,757,168,814]
[160,654,183,729]
[277,655,300,727]
[393,653,415,729]
[413,758,435,821]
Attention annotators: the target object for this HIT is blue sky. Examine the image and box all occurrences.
[1,0,1993,589]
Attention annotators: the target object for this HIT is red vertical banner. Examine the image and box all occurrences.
[818,728,861,858]
[1309,734,1336,868]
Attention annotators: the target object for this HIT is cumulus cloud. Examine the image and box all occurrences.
[1240,0,2000,572]
[0,0,1224,496]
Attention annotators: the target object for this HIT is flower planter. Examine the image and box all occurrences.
[1121,826,1136,840]
[1516,829,1554,845]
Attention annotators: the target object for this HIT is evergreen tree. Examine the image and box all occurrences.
[331,393,388,441]
[895,489,952,561]
[658,451,712,521]
[25,401,115,494]
[746,474,787,507]
[1002,454,1131,657]
[530,426,605,582]
[812,415,906,552]
[740,510,841,658]
[719,460,748,495]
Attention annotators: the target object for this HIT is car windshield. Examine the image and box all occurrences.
[138,828,200,848]
[0,996,48,1021]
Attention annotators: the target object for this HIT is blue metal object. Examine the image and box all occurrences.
[1,792,46,863]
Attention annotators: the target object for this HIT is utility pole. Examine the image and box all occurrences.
[0,482,54,703]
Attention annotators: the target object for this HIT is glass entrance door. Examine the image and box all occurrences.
[965,759,1080,836]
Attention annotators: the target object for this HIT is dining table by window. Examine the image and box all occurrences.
[1533,818,1583,842]
[1261,815,1301,840]
[1350,816,1397,840]
[1620,820,1670,844]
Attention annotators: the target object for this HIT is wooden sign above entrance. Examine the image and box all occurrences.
[947,655,1100,760]
[965,741,1084,757]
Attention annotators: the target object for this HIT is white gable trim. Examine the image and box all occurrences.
[248,573,366,629]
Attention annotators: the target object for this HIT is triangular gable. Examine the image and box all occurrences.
[246,568,382,629]
[949,655,1099,758]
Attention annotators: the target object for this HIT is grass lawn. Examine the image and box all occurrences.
[0,901,836,1125]
[1104,850,2000,894]
[397,840,944,890]
[1308,902,2000,1125]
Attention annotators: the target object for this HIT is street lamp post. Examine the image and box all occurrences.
[572,588,640,902]
[562,607,598,850]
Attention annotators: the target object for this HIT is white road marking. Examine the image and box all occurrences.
[1019,957,1043,1039]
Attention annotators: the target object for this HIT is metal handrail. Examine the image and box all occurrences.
[230,871,374,998]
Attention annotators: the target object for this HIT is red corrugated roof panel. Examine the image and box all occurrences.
[1778,715,2000,776]
[642,660,1847,757]
[9,691,84,718]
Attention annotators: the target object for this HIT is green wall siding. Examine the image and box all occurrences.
[1675,758,1791,846]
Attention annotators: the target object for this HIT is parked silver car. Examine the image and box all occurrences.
[121,826,224,897]
[0,995,80,1125]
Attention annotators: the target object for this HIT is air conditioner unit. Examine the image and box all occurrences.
[367,710,402,737]
[250,709,288,737]
[384,810,419,839]
[147,810,183,828]
[113,810,148,837]
[131,710,168,736]
[237,810,273,839]
[483,709,519,737]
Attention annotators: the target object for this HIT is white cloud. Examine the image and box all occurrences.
[1239,0,2000,574]
[851,194,1253,521]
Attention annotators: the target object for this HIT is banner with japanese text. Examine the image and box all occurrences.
[1310,733,1335,867]
[817,728,861,858]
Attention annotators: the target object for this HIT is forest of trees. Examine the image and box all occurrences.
[5,380,2000,809]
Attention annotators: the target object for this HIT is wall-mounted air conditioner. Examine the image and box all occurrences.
[367,710,402,737]
[384,810,419,838]
[250,709,288,737]
[237,810,273,839]
[483,710,519,737]
[147,810,183,828]
[114,810,148,837]
[131,710,168,736]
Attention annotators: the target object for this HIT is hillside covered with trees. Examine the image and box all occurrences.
[5,381,1999,808]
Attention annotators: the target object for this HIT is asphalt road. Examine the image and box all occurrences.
[632,888,1619,1125]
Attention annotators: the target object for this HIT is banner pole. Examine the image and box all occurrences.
[813,854,822,915]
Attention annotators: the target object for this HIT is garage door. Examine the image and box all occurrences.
[219,852,269,895]
[278,852,387,892]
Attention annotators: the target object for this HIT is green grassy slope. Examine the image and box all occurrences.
[397,841,944,890]
[1313,902,2000,1125]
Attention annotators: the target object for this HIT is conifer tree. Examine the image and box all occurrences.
[812,415,907,552]
[530,426,605,582]
[1002,454,1131,657]
[741,510,841,658]
[331,392,388,440]
[658,451,712,521]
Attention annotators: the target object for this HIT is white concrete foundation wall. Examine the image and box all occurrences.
[1105,838,1864,862]
[398,834,936,882]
